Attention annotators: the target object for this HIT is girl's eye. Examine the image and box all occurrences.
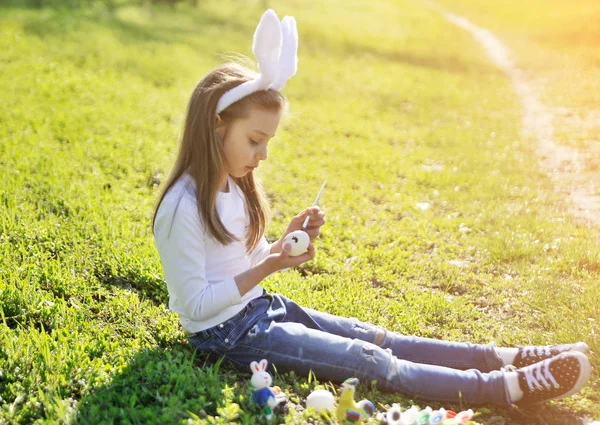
[250,139,259,146]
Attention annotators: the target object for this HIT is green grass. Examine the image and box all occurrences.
[0,0,599,424]
[434,0,600,188]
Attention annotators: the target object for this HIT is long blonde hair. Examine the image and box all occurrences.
[152,62,287,253]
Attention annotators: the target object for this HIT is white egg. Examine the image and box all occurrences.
[283,230,310,256]
[306,389,335,413]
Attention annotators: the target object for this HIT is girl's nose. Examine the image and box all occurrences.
[257,145,268,161]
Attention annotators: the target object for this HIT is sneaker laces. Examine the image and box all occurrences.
[524,359,560,391]
[522,346,552,358]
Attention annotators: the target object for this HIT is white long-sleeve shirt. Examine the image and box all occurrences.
[153,172,271,334]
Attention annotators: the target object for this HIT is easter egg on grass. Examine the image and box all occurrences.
[306,389,335,413]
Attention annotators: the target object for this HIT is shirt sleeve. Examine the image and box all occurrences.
[153,196,242,322]
[247,235,273,267]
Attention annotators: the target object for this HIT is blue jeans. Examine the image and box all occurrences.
[188,290,511,406]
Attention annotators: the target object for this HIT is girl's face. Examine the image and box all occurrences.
[217,106,281,180]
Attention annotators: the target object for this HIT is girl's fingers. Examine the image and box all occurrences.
[280,243,292,259]
[296,207,322,220]
[305,228,321,241]
[303,207,320,217]
[293,252,313,265]
[310,209,324,218]
[278,243,315,269]
[291,210,310,226]
[307,215,325,224]
[304,243,315,259]
[289,208,324,231]
[306,245,316,260]
[302,212,325,228]
[304,214,325,238]
[305,219,325,230]
[294,243,314,262]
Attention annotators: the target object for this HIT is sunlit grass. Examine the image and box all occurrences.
[0,0,598,423]
[435,0,600,186]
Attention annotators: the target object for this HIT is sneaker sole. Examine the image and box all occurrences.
[570,342,590,354]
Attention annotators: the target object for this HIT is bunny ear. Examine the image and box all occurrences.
[270,16,298,91]
[250,361,260,373]
[252,9,282,86]
[259,359,268,371]
[215,9,298,114]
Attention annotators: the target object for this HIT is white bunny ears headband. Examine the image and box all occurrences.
[216,9,298,114]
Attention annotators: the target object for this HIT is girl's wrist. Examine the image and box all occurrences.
[235,258,279,296]
[262,255,282,275]
[270,238,284,255]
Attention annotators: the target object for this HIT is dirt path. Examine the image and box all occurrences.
[443,13,600,228]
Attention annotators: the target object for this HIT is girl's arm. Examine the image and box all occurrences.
[247,235,273,267]
[234,259,277,297]
[236,242,315,296]
[243,207,325,292]
[154,197,243,321]
[154,195,315,321]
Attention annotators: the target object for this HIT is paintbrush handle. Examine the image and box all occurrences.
[301,181,327,230]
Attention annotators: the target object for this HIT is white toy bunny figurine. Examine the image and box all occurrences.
[250,359,279,421]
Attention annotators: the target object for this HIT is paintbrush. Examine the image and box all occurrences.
[301,180,327,231]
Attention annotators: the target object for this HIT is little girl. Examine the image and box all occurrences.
[152,9,591,409]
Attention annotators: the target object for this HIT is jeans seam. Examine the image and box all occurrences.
[224,312,250,342]
[399,356,489,370]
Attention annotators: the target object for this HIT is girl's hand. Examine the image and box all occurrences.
[266,206,325,266]
[265,241,315,272]
[281,206,326,243]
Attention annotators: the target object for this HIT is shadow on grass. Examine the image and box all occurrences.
[73,343,232,424]
[94,262,169,306]
[4,2,502,78]
[503,405,591,425]
[6,2,251,45]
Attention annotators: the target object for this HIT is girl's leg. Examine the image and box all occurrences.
[276,294,504,372]
[189,293,589,406]
[217,305,510,406]
[299,300,589,371]
[189,292,590,406]
[189,293,508,405]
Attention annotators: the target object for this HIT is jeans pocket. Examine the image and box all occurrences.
[215,299,269,349]
[211,308,250,348]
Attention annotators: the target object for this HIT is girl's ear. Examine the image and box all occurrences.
[215,114,226,140]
